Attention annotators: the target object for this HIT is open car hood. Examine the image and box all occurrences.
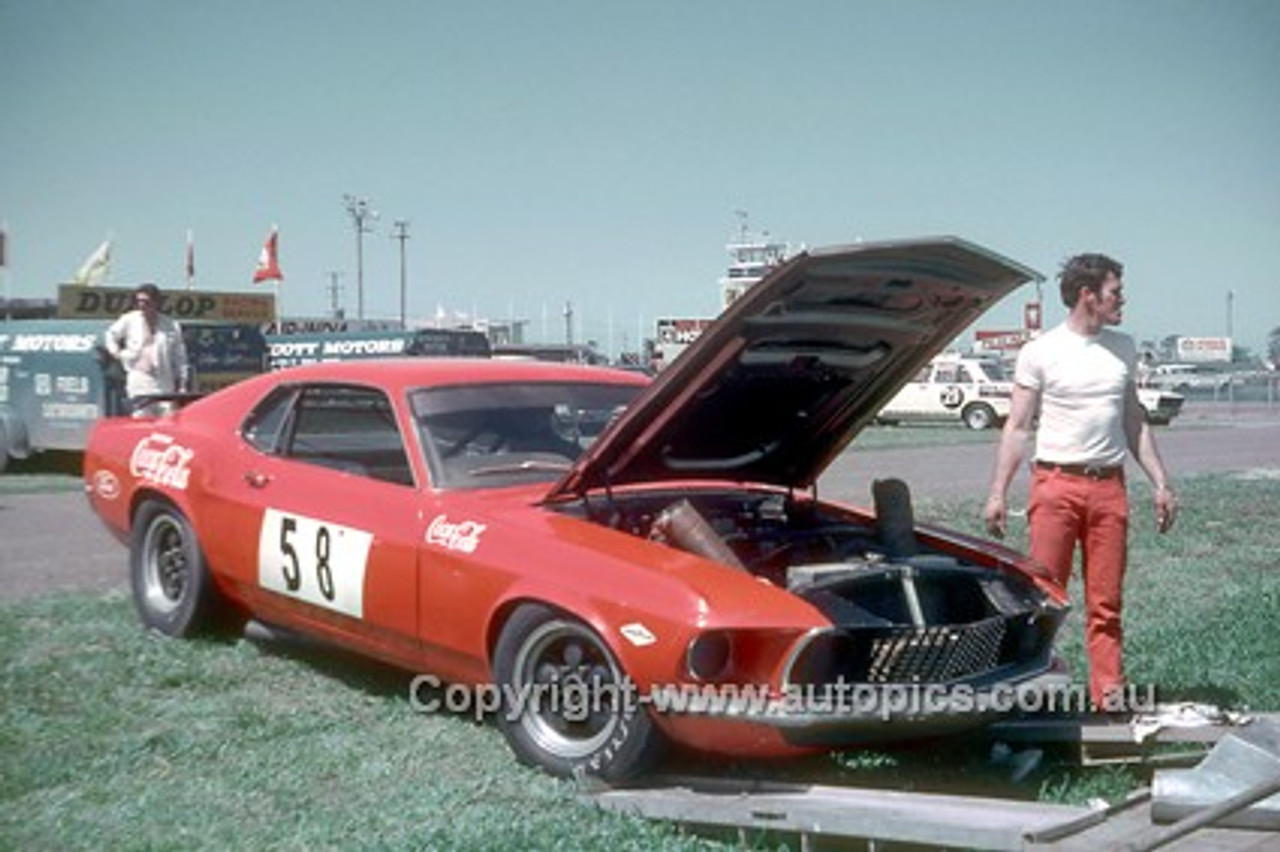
[548,237,1040,498]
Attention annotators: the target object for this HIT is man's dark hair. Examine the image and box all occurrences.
[1058,253,1123,308]
[133,283,161,305]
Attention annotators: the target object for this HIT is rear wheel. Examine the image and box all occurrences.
[130,501,217,637]
[492,604,663,781]
[962,403,997,431]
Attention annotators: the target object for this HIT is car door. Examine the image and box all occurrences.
[212,382,424,663]
[929,362,968,421]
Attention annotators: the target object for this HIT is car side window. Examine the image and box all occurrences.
[934,365,959,383]
[282,385,415,486]
[912,366,930,383]
[243,386,299,454]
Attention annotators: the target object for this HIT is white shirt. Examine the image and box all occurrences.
[1014,323,1136,467]
[104,311,189,398]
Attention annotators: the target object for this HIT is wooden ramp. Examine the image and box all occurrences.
[583,712,1280,850]
[586,776,1279,850]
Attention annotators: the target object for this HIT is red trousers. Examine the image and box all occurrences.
[1028,466,1129,709]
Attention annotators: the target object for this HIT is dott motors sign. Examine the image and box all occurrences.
[57,285,276,323]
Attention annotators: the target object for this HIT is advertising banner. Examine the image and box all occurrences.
[58,285,276,323]
[1174,336,1233,363]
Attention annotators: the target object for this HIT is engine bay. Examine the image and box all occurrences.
[557,483,1053,632]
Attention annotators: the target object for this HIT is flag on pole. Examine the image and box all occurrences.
[185,229,195,289]
[72,239,112,286]
[253,226,283,284]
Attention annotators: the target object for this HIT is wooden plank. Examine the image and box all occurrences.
[989,712,1280,745]
[1037,795,1280,852]
[586,776,1093,851]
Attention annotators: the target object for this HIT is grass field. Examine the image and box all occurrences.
[1,474,1277,849]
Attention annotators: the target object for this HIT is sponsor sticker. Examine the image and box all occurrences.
[425,514,486,554]
[130,433,195,490]
[620,622,657,647]
[91,469,121,500]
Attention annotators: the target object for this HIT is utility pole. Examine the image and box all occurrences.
[563,301,574,345]
[392,220,410,328]
[326,271,344,319]
[343,194,377,320]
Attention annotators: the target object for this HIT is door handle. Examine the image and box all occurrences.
[243,471,272,489]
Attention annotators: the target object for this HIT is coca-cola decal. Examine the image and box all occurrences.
[425,514,486,554]
[130,433,195,490]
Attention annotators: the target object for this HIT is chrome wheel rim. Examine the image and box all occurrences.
[512,620,624,760]
[142,514,188,616]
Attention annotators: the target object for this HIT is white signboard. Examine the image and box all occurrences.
[1175,336,1233,363]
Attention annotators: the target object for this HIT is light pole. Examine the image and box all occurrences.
[343,195,377,320]
[392,220,410,328]
[326,271,344,319]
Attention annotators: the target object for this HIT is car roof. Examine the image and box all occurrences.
[258,357,648,393]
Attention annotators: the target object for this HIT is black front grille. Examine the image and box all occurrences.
[788,613,1050,687]
[865,617,1006,683]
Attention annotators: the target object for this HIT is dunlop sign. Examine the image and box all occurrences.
[58,285,276,323]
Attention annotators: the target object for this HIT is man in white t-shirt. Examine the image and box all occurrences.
[984,253,1177,712]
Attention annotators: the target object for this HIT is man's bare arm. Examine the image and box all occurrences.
[984,383,1038,538]
[1125,383,1177,533]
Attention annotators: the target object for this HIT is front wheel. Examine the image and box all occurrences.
[962,403,997,431]
[492,604,663,781]
[130,501,217,637]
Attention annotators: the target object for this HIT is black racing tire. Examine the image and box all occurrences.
[130,500,217,637]
[492,603,663,781]
[961,403,997,431]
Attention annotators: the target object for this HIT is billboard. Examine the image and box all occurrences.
[973,329,1033,352]
[653,318,714,369]
[57,285,276,324]
[1175,336,1233,363]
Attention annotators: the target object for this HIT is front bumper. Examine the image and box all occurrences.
[660,668,1074,748]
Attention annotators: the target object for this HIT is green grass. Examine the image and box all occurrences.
[1,475,1277,847]
[905,473,1280,806]
[0,592,703,851]
[851,422,1000,450]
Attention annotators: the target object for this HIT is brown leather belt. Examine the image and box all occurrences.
[1035,460,1124,480]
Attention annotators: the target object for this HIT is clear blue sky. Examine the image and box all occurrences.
[3,0,1278,356]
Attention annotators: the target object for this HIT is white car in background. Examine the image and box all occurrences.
[878,354,1184,429]
[877,355,1012,430]
[1146,363,1231,394]
[1136,386,1184,426]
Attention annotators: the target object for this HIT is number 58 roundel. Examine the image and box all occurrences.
[257,508,373,618]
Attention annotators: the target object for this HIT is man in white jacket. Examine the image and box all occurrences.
[104,283,189,416]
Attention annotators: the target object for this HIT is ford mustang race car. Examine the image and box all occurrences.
[84,237,1068,780]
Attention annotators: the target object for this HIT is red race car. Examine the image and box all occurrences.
[84,237,1068,780]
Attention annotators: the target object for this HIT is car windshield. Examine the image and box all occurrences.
[411,381,641,489]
